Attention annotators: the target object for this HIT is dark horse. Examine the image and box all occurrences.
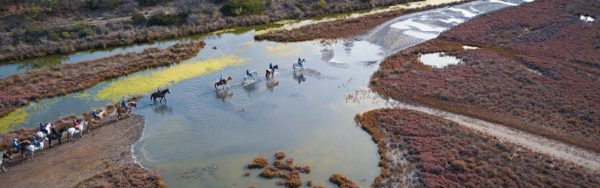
[151,89,171,103]
[215,76,232,89]
[265,65,279,79]
[47,127,67,148]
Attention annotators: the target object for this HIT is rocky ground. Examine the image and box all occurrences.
[0,115,165,188]
[371,0,600,152]
[356,109,600,187]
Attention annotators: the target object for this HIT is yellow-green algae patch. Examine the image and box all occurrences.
[96,55,247,101]
[0,108,28,133]
[264,44,300,56]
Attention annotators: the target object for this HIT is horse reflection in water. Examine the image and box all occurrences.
[266,79,279,92]
[293,71,306,84]
[153,104,173,115]
[216,89,233,102]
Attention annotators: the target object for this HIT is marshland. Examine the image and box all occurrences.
[1,0,599,187]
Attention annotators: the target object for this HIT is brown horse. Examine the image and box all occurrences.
[214,76,232,89]
[89,110,107,128]
[265,65,279,79]
[117,102,137,119]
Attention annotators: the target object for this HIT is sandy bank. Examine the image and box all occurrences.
[0,41,204,119]
[356,109,600,187]
[0,115,165,188]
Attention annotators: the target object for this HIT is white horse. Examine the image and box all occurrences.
[26,140,44,160]
[34,123,52,141]
[243,70,258,86]
[67,120,87,141]
[293,58,307,70]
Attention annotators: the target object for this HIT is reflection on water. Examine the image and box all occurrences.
[419,52,463,68]
[95,55,247,101]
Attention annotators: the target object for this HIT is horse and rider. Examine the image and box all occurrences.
[215,73,232,89]
[266,63,279,79]
[293,57,307,70]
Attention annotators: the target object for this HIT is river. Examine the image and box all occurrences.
[0,0,529,186]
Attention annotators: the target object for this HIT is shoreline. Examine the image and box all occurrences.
[0,41,204,119]
[0,0,443,63]
[255,0,474,42]
[0,113,165,187]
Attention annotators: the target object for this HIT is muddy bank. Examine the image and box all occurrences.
[0,41,203,119]
[371,0,600,152]
[0,115,165,188]
[255,1,473,42]
[356,109,600,187]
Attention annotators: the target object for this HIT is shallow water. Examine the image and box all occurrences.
[419,52,463,68]
[0,0,532,186]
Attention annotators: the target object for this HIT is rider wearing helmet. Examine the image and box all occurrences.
[220,73,226,82]
[39,123,47,135]
[92,110,101,121]
[246,70,251,77]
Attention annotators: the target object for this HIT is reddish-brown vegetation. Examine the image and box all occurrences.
[0,96,141,151]
[77,165,167,188]
[246,151,311,188]
[329,174,359,188]
[371,0,600,152]
[356,109,600,187]
[0,41,204,118]
[255,1,474,42]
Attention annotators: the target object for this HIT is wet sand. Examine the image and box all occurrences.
[0,115,164,188]
[356,109,600,187]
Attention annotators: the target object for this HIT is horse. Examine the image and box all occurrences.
[117,102,137,119]
[67,120,87,142]
[266,65,279,79]
[47,127,67,148]
[26,140,44,160]
[34,123,52,142]
[243,70,258,86]
[1,152,9,172]
[151,89,171,103]
[293,59,307,70]
[89,110,107,128]
[8,140,30,158]
[214,76,232,90]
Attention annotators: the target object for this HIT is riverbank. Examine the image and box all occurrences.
[0,0,431,62]
[255,0,473,42]
[370,0,600,152]
[0,41,203,119]
[0,115,165,187]
[356,109,600,187]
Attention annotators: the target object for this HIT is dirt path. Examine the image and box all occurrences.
[386,100,600,171]
[0,115,157,188]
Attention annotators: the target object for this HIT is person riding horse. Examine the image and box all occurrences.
[121,100,129,111]
[73,119,80,131]
[32,137,41,148]
[92,110,101,121]
[12,137,20,152]
[39,123,48,135]
[246,70,252,77]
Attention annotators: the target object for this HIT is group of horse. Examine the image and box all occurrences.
[215,59,307,89]
[1,101,138,170]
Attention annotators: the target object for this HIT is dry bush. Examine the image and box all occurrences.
[329,174,358,188]
[248,156,269,169]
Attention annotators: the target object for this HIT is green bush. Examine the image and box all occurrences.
[147,12,189,26]
[131,11,147,25]
[136,0,170,6]
[313,0,326,10]
[78,27,96,37]
[220,0,265,16]
[60,31,72,38]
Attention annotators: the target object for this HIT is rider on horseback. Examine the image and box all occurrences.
[92,110,101,121]
[121,99,129,111]
[39,123,48,135]
[73,119,80,131]
[32,137,41,147]
[246,70,252,77]
[219,73,226,83]
[12,137,20,152]
[269,63,273,70]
